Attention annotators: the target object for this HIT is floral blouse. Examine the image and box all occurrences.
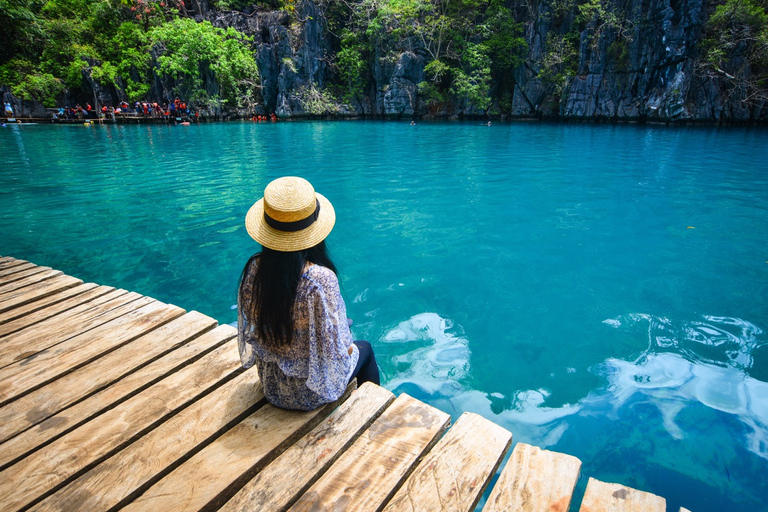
[238,261,359,411]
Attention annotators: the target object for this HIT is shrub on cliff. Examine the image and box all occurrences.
[702,0,768,103]
[149,18,259,109]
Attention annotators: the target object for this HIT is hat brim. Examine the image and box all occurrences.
[245,192,335,252]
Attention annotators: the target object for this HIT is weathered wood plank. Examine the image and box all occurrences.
[0,291,145,369]
[0,274,83,314]
[0,282,101,326]
[0,265,52,285]
[0,285,117,340]
[483,442,582,512]
[289,393,451,512]
[0,300,184,405]
[118,385,357,512]
[384,412,512,512]
[0,268,62,294]
[0,335,242,512]
[0,311,217,446]
[0,325,235,469]
[579,478,666,512]
[0,262,36,278]
[28,366,264,512]
[0,257,26,269]
[220,382,395,512]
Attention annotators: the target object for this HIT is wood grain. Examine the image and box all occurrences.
[289,393,451,512]
[0,300,184,406]
[121,386,357,512]
[579,477,666,512]
[0,325,235,469]
[0,257,26,268]
[0,261,36,278]
[0,265,52,284]
[0,282,101,327]
[0,311,216,445]
[28,368,265,512]
[0,335,242,512]
[483,442,582,512]
[0,289,139,368]
[0,274,83,314]
[384,412,512,512]
[220,382,395,512]
[0,268,62,294]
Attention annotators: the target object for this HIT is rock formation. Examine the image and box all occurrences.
[199,0,766,122]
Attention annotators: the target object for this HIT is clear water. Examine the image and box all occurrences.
[2,121,767,511]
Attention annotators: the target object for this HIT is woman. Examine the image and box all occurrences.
[238,176,380,411]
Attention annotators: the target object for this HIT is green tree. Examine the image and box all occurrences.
[337,29,367,102]
[149,18,259,108]
[0,0,44,64]
[702,0,768,101]
[451,42,492,111]
[538,32,579,97]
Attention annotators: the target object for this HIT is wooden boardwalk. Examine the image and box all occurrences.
[0,256,685,512]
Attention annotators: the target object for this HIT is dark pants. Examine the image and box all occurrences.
[349,340,380,386]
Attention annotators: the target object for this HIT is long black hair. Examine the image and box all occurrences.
[239,240,337,349]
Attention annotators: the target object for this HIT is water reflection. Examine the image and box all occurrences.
[384,311,767,462]
[599,314,767,458]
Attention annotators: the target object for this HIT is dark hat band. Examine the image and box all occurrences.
[263,199,320,232]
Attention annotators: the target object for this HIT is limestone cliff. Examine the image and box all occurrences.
[198,0,765,122]
[7,0,763,123]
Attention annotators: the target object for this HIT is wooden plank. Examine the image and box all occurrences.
[28,365,264,512]
[0,257,26,269]
[579,478,666,512]
[483,442,582,512]
[0,291,144,369]
[0,274,83,314]
[288,393,452,512]
[0,288,136,356]
[0,282,100,326]
[0,300,184,405]
[384,412,512,512]
[0,311,217,446]
[0,268,62,294]
[0,336,243,512]
[0,262,36,278]
[0,284,113,339]
[100,385,356,512]
[0,325,235,469]
[0,265,51,284]
[220,382,395,512]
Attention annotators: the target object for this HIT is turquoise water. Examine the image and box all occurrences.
[2,121,767,511]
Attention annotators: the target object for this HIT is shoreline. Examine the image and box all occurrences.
[4,114,768,128]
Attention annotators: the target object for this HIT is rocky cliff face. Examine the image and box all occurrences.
[9,0,762,122]
[511,0,767,122]
[197,0,333,116]
[199,0,765,122]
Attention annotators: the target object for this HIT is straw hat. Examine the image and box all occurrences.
[245,176,335,252]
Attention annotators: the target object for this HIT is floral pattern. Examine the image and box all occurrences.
[238,261,359,411]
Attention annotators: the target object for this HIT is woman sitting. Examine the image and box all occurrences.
[238,176,380,411]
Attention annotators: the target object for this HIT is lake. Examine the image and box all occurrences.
[2,120,767,511]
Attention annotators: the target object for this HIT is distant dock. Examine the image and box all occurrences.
[0,256,683,512]
[3,114,196,125]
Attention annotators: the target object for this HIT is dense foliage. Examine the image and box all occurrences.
[702,0,768,101]
[2,0,767,115]
[326,0,528,114]
[0,0,259,108]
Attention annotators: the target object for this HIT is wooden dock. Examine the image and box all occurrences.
[0,256,684,512]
